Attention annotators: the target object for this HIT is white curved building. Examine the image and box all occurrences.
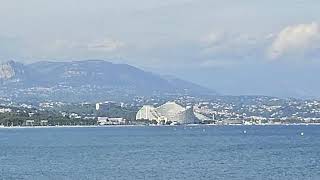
[136,105,159,121]
[136,101,199,124]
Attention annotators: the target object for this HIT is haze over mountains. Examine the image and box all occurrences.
[0,60,215,102]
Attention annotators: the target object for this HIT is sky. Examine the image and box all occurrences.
[1,0,320,97]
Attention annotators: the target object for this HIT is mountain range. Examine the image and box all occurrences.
[0,60,216,102]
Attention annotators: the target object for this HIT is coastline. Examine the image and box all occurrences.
[0,125,145,129]
[1,123,320,129]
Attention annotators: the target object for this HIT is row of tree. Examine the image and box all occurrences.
[0,103,139,126]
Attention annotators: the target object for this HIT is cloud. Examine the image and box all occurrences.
[0,37,127,62]
[268,22,320,59]
[199,32,264,65]
[201,24,320,64]
[45,38,126,53]
[87,39,125,52]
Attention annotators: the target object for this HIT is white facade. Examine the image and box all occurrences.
[97,117,126,125]
[136,101,199,124]
[0,108,12,113]
[95,103,101,111]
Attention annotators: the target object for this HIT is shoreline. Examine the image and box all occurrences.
[1,123,320,129]
[0,125,146,129]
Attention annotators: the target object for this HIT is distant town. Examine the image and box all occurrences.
[1,60,320,127]
[1,94,320,127]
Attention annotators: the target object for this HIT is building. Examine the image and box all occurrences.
[136,101,199,124]
[40,120,48,126]
[194,112,214,123]
[97,117,127,125]
[25,120,35,126]
[69,113,81,119]
[0,108,11,113]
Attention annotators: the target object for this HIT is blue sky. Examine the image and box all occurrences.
[1,0,320,97]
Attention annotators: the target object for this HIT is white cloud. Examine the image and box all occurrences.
[87,39,125,52]
[268,22,320,59]
[200,32,264,63]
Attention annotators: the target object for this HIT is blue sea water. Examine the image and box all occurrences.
[0,125,320,180]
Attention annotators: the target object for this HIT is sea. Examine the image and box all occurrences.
[0,125,319,180]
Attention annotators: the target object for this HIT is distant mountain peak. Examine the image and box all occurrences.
[0,60,217,102]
